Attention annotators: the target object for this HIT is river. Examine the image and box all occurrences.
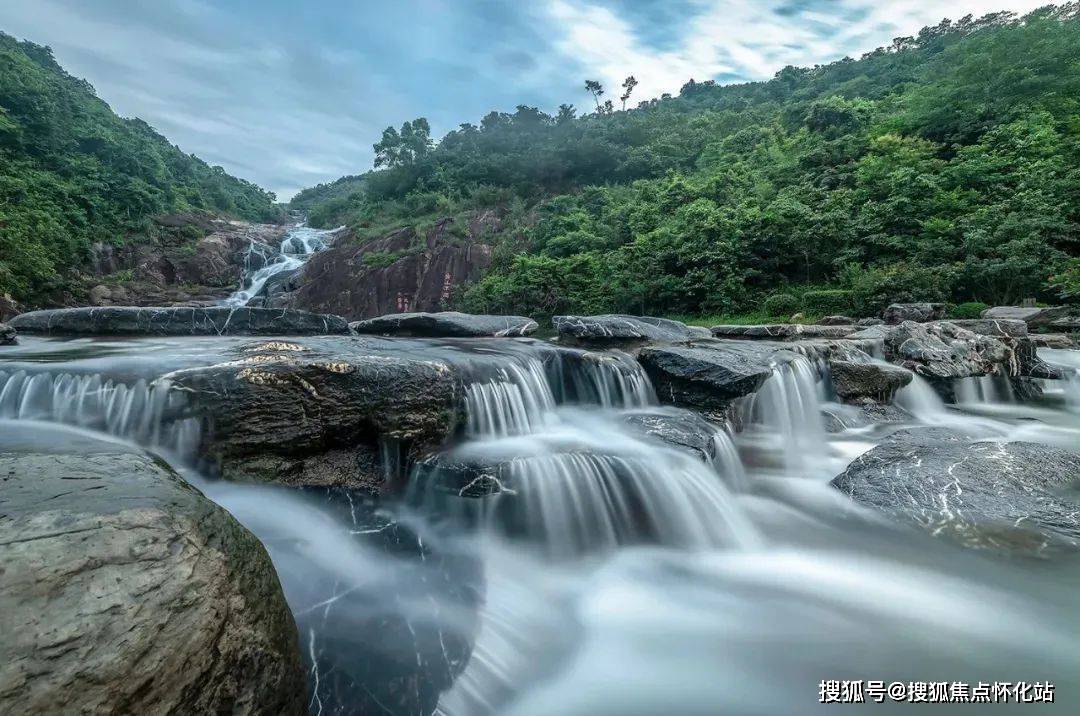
[2,334,1079,714]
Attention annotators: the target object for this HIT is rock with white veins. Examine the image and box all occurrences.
[8,306,350,336]
[831,427,1080,554]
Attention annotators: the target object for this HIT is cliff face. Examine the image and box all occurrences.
[281,213,496,320]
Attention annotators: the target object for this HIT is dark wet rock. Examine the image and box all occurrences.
[944,318,1028,338]
[849,321,1011,380]
[554,314,709,348]
[828,360,912,404]
[1014,337,1062,380]
[710,324,853,340]
[882,302,946,324]
[260,267,301,298]
[8,306,350,336]
[351,311,538,338]
[638,340,792,410]
[1032,333,1076,349]
[621,408,729,463]
[166,338,461,491]
[1050,315,1080,331]
[817,315,855,326]
[856,317,885,327]
[821,403,912,433]
[0,421,305,714]
[284,214,496,319]
[982,305,1070,329]
[0,322,14,345]
[832,427,1080,554]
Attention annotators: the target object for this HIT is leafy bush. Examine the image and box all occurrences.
[948,302,990,319]
[802,289,854,316]
[847,264,955,316]
[762,293,800,317]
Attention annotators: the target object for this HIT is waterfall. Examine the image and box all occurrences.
[0,369,200,457]
[223,224,340,306]
[1040,348,1080,412]
[955,374,1016,405]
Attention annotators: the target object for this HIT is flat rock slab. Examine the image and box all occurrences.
[351,311,538,337]
[982,305,1070,328]
[829,360,912,403]
[638,339,795,410]
[832,427,1080,554]
[553,314,709,347]
[8,306,349,336]
[1032,333,1076,349]
[710,324,853,340]
[0,421,305,714]
[944,318,1028,338]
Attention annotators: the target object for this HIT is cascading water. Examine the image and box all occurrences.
[223,224,341,306]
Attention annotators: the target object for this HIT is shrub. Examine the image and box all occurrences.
[948,302,990,319]
[802,289,854,316]
[846,263,955,316]
[762,293,800,317]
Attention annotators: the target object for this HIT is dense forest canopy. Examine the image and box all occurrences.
[293,3,1080,318]
[0,33,281,302]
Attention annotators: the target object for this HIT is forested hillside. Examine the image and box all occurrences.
[293,4,1080,318]
[0,33,281,302]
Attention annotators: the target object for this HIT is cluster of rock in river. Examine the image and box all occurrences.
[2,301,1078,713]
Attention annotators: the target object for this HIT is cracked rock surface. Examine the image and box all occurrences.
[553,314,710,348]
[0,421,305,714]
[832,427,1080,554]
[351,311,538,337]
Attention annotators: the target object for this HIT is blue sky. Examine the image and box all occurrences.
[0,0,1053,199]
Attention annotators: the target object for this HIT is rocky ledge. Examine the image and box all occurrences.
[0,322,14,346]
[553,314,710,348]
[710,324,853,340]
[828,360,913,404]
[0,421,305,713]
[351,311,538,338]
[8,306,350,336]
[832,427,1080,555]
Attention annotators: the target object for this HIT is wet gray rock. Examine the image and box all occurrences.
[882,303,946,324]
[638,340,792,410]
[554,314,709,348]
[856,317,885,327]
[1031,333,1075,349]
[849,321,1011,380]
[351,311,538,338]
[828,360,912,404]
[260,267,302,298]
[8,306,350,336]
[710,324,852,340]
[0,421,305,714]
[832,427,1080,554]
[166,338,461,491]
[1050,315,1080,331]
[821,403,912,433]
[982,305,1070,329]
[0,322,14,345]
[621,408,730,463]
[944,318,1028,338]
[817,315,855,326]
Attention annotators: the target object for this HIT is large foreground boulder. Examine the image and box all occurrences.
[553,315,709,348]
[832,427,1080,553]
[828,360,912,404]
[0,422,305,713]
[9,306,349,336]
[637,340,792,411]
[165,338,461,491]
[0,322,14,345]
[351,311,538,338]
[882,302,945,324]
[710,324,852,340]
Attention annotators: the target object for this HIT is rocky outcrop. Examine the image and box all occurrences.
[882,302,945,324]
[0,421,305,714]
[817,315,855,326]
[710,324,852,340]
[828,360,912,404]
[832,427,1080,554]
[165,338,462,491]
[941,319,1059,379]
[637,340,792,411]
[855,317,884,327]
[621,409,730,463]
[944,318,1028,338]
[554,315,710,348]
[982,305,1070,329]
[283,214,497,319]
[0,322,14,346]
[351,311,538,338]
[1032,333,1076,349]
[850,321,1012,380]
[9,306,350,336]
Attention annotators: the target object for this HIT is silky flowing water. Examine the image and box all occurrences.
[223,223,341,306]
[3,335,1080,714]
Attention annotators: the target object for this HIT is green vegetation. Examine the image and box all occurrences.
[0,33,281,302]
[293,5,1080,318]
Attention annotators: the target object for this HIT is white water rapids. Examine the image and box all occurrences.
[223,224,341,306]
[3,336,1080,714]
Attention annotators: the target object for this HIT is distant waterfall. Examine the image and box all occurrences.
[223,224,341,306]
